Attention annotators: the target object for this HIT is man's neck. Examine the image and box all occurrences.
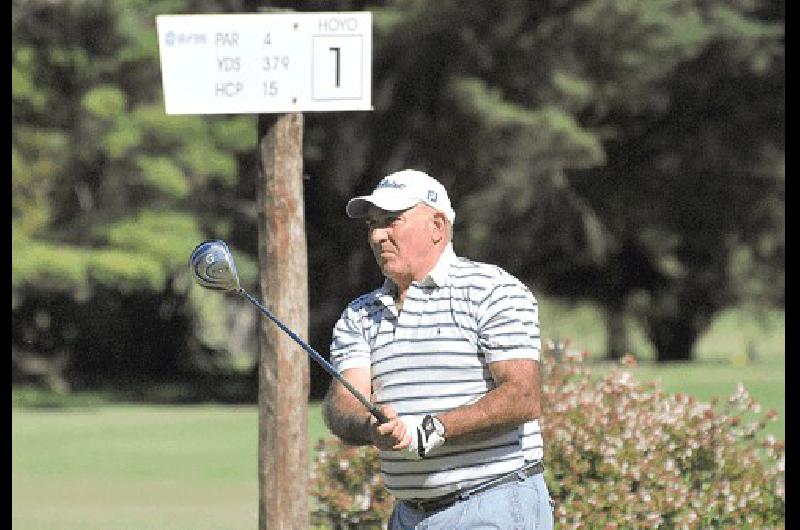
[389,243,451,310]
[391,278,411,312]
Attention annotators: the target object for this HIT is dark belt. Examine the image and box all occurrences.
[403,460,544,513]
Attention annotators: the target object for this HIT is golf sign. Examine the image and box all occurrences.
[156,12,372,114]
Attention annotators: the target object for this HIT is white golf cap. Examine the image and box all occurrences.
[346,169,456,223]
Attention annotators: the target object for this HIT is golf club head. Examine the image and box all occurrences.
[189,239,242,292]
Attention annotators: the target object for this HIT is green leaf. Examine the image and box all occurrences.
[88,249,166,292]
[82,85,128,119]
[105,210,203,271]
[135,156,190,198]
[177,143,237,186]
[12,231,91,299]
[105,119,143,159]
[210,117,255,152]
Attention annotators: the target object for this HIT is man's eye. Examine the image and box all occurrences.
[367,216,399,229]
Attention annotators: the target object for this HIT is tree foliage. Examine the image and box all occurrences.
[12,0,258,385]
[300,0,784,363]
[12,0,784,392]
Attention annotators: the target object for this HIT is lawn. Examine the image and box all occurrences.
[12,404,332,530]
[12,302,784,529]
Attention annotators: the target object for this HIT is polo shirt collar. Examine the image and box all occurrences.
[420,243,456,288]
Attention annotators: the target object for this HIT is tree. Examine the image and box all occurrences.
[300,0,783,364]
[12,0,259,386]
[12,0,784,395]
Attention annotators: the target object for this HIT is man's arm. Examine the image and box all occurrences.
[322,366,416,450]
[322,367,374,445]
[435,358,542,441]
[433,273,543,443]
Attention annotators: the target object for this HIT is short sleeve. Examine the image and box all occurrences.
[476,277,541,363]
[329,304,372,372]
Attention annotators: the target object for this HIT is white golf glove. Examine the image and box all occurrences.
[398,414,446,460]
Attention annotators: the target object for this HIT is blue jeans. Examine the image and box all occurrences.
[388,472,554,530]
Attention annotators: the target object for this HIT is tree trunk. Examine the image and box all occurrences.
[648,317,698,362]
[256,112,309,530]
[605,306,629,360]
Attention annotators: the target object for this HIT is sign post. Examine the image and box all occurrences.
[156,11,372,529]
[255,111,308,529]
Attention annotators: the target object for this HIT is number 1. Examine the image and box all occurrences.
[329,47,341,87]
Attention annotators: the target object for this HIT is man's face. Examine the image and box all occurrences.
[365,203,438,285]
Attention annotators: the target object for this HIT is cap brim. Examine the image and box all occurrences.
[346,195,420,218]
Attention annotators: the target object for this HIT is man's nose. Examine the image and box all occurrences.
[370,226,388,244]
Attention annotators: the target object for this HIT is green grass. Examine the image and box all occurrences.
[12,403,332,530]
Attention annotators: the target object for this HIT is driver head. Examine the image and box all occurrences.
[189,240,242,292]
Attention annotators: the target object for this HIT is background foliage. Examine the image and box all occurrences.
[12,0,783,397]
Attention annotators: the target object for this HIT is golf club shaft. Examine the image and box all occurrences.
[241,290,389,424]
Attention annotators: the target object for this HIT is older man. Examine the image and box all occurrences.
[323,169,553,529]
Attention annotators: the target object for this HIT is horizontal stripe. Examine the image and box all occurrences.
[384,459,526,498]
[372,350,482,368]
[381,438,521,465]
[382,454,521,479]
[380,377,491,389]
[375,390,486,405]
[483,320,537,332]
[376,307,473,318]
[371,365,490,380]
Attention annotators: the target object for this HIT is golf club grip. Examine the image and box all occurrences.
[242,290,390,425]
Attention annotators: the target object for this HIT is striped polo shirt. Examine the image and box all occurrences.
[330,244,544,500]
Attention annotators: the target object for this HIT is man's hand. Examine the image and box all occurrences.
[370,407,446,459]
[370,405,414,451]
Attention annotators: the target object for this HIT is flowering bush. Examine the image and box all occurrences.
[310,438,394,529]
[542,350,785,528]
[311,348,785,528]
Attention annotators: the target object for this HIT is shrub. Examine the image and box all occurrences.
[311,438,393,529]
[543,351,784,528]
[311,349,785,528]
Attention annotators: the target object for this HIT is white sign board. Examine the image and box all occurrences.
[156,12,372,114]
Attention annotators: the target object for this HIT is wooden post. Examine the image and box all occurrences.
[255,112,309,530]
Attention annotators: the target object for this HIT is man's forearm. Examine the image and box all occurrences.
[322,387,373,445]
[438,382,538,441]
[438,360,542,442]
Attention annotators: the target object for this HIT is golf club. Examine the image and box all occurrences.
[189,239,389,424]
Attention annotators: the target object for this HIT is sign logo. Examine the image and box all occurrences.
[165,31,207,47]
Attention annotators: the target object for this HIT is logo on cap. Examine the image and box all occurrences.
[427,190,438,202]
[377,179,406,190]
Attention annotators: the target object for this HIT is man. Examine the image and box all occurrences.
[323,169,553,529]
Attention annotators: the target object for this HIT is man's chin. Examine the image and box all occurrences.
[379,263,401,281]
[380,265,396,279]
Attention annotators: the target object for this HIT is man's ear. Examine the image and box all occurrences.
[432,211,447,244]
